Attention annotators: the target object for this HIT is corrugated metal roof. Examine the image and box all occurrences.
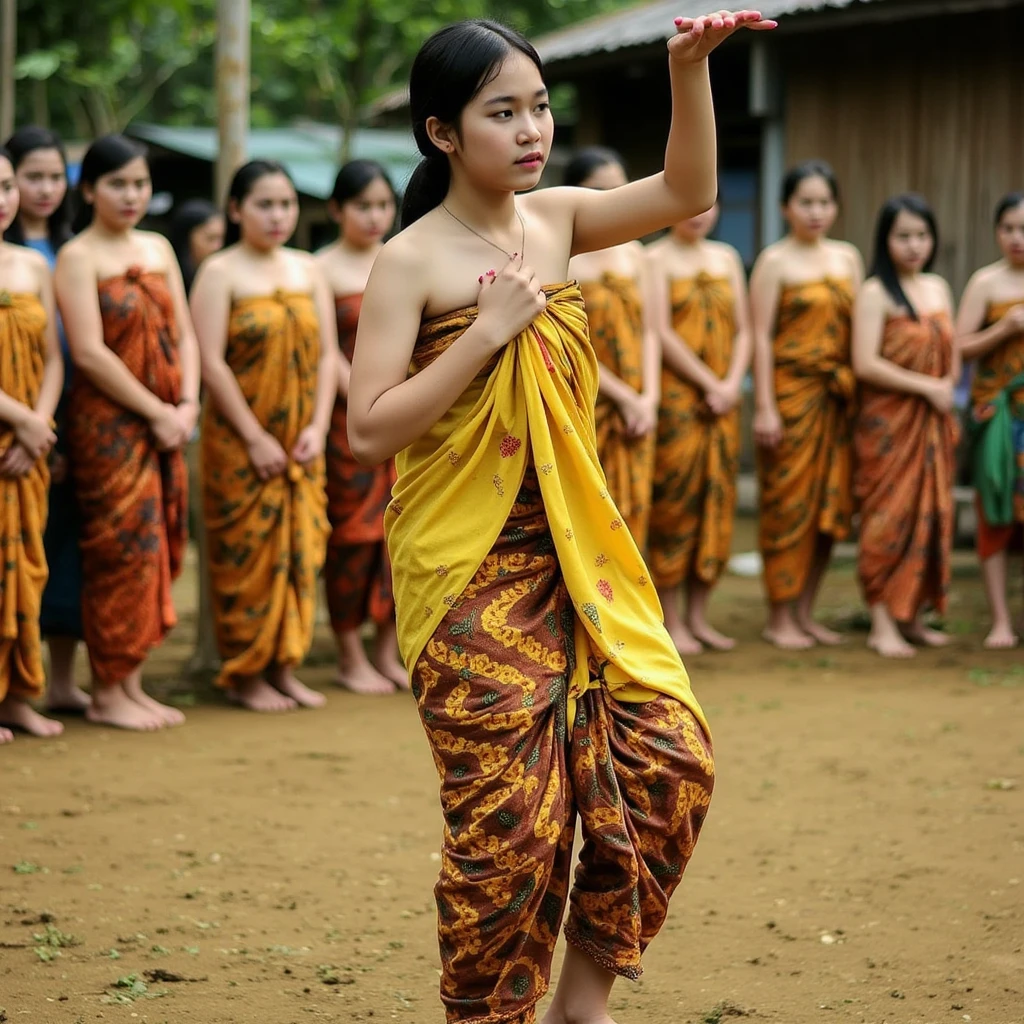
[368,0,890,115]
[535,0,885,64]
[127,122,420,199]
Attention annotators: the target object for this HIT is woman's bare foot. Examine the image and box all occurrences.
[123,673,186,727]
[0,696,65,737]
[983,621,1019,649]
[335,663,395,694]
[270,667,326,708]
[0,726,13,744]
[688,618,737,651]
[762,624,814,650]
[764,605,814,650]
[867,629,916,658]
[867,604,915,658]
[539,942,618,1024]
[903,620,950,648]
[228,677,297,713]
[796,616,844,646]
[373,652,409,690]
[667,622,703,656]
[335,627,395,694]
[87,685,165,731]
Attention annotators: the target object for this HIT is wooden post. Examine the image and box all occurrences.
[189,0,251,678]
[215,0,250,204]
[0,0,15,141]
[750,37,785,249]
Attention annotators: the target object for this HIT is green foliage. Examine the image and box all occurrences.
[12,0,632,143]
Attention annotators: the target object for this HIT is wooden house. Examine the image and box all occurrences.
[527,0,1024,289]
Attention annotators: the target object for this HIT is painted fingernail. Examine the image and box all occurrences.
[674,17,683,24]
[487,269,495,276]
[478,276,483,284]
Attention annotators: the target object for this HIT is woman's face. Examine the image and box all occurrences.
[996,201,1024,267]
[334,176,396,247]
[86,156,152,231]
[578,161,628,191]
[444,51,555,194]
[232,172,299,250]
[189,213,226,265]
[13,147,67,226]
[0,156,20,234]
[887,208,934,274]
[783,174,837,241]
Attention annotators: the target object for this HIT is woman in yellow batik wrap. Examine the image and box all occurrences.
[193,161,338,713]
[0,144,64,742]
[647,203,751,654]
[347,14,775,1024]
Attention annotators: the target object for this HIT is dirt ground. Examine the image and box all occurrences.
[2,518,1022,1024]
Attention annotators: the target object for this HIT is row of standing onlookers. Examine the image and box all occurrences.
[1,126,1022,745]
[565,150,1024,660]
[0,126,406,742]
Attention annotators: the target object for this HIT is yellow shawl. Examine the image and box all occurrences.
[386,283,707,734]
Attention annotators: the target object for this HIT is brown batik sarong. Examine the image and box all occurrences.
[412,471,715,1024]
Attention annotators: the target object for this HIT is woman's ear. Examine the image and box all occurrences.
[425,116,456,155]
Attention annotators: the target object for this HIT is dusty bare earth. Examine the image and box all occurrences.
[2,519,1023,1024]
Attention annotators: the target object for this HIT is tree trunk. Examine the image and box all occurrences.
[0,0,15,140]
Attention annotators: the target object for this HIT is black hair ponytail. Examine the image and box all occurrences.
[401,152,451,229]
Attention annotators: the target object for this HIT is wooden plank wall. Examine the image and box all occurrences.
[782,7,1024,296]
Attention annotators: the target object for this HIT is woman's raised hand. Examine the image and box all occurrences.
[668,10,776,64]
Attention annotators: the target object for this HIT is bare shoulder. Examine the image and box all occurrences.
[190,247,235,293]
[829,238,861,258]
[285,246,316,267]
[831,239,864,272]
[856,278,897,317]
[526,185,576,214]
[136,229,177,264]
[522,186,578,234]
[924,272,955,305]
[625,239,648,271]
[55,233,94,270]
[644,235,672,260]
[752,239,787,271]
[283,246,321,281]
[14,245,50,275]
[708,239,744,269]
[197,246,237,277]
[963,261,1002,293]
[372,225,428,277]
[313,242,337,267]
[856,276,888,305]
[750,240,787,282]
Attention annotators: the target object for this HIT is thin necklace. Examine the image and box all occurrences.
[441,203,526,262]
